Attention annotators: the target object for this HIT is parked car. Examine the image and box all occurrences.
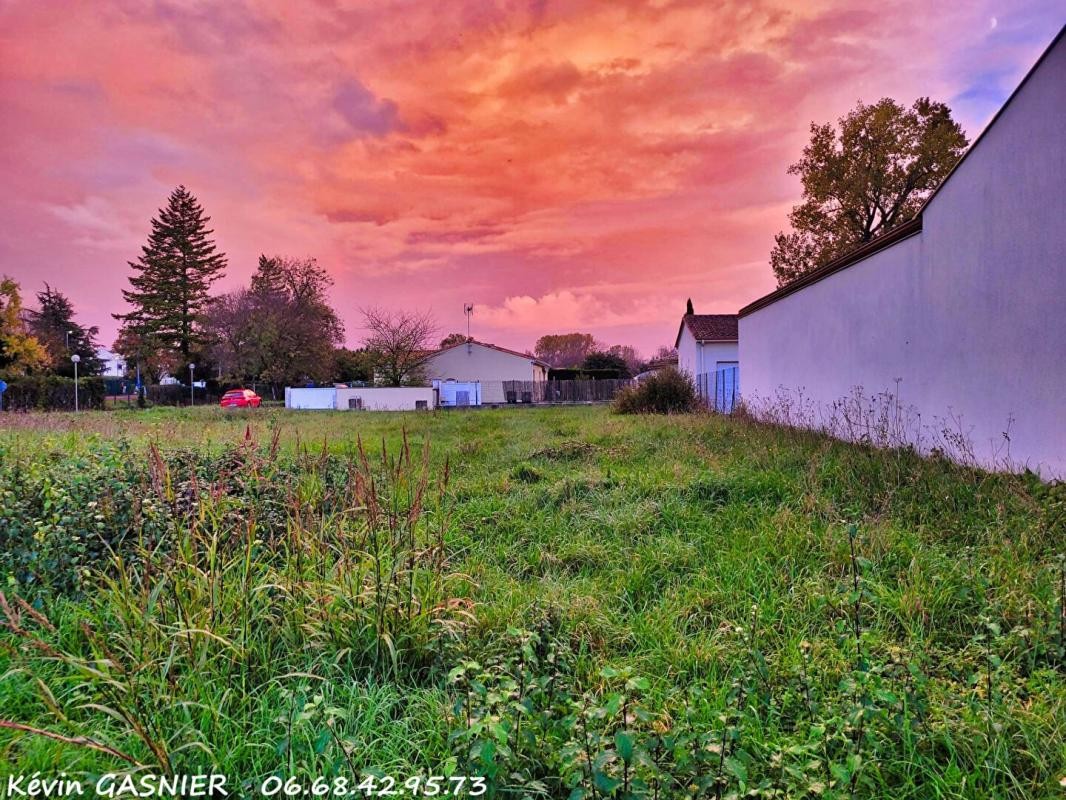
[220,388,262,409]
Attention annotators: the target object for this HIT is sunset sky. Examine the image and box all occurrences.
[1,1,1062,355]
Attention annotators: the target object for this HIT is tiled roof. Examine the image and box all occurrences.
[675,314,738,347]
[430,339,551,367]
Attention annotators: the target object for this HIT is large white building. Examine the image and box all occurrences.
[739,28,1066,477]
[421,340,549,404]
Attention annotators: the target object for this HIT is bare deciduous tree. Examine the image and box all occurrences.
[361,307,437,386]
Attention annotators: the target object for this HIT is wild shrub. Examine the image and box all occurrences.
[0,431,469,769]
[612,367,697,415]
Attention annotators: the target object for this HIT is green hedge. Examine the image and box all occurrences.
[0,375,106,411]
[144,383,221,406]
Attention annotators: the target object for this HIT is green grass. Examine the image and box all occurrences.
[0,406,1063,797]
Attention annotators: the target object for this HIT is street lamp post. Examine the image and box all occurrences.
[189,363,196,406]
[71,354,81,412]
[65,330,72,350]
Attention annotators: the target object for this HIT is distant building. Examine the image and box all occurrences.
[738,28,1066,477]
[97,348,126,377]
[421,340,549,404]
[674,312,738,405]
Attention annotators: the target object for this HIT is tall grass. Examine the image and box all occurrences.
[0,407,1063,795]
[0,429,464,773]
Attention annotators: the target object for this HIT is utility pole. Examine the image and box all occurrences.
[464,303,474,340]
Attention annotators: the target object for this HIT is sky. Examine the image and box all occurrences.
[1,1,1062,356]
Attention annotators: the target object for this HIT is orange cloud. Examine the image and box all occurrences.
[0,0,1060,353]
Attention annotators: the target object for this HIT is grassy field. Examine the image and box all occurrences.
[0,406,1063,798]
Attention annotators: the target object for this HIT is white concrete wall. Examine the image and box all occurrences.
[336,387,435,411]
[286,387,336,410]
[739,35,1066,477]
[423,342,545,403]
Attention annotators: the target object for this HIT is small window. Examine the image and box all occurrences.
[415,400,428,410]
[348,397,363,410]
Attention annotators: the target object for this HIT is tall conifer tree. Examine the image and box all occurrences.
[114,186,226,370]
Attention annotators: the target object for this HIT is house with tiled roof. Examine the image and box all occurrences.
[674,302,739,406]
[421,339,549,404]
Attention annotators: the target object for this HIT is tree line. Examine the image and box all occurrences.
[0,278,104,379]
[2,96,967,386]
[2,186,660,391]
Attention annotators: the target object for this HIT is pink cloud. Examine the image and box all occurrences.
[0,0,1060,356]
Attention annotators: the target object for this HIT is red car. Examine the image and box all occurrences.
[220,388,262,409]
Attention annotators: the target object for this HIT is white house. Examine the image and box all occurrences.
[421,340,549,404]
[97,348,126,377]
[738,27,1066,478]
[675,313,738,406]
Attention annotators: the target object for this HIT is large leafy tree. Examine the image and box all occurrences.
[25,284,103,377]
[0,276,51,376]
[203,288,261,384]
[204,256,343,391]
[114,186,227,371]
[533,333,599,368]
[771,97,968,286]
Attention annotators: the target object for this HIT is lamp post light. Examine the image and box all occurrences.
[189,363,196,406]
[71,354,81,412]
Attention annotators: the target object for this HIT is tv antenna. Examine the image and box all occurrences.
[464,303,474,339]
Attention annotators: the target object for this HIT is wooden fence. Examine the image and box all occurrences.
[502,379,631,404]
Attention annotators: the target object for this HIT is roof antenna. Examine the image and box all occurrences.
[464,303,474,340]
